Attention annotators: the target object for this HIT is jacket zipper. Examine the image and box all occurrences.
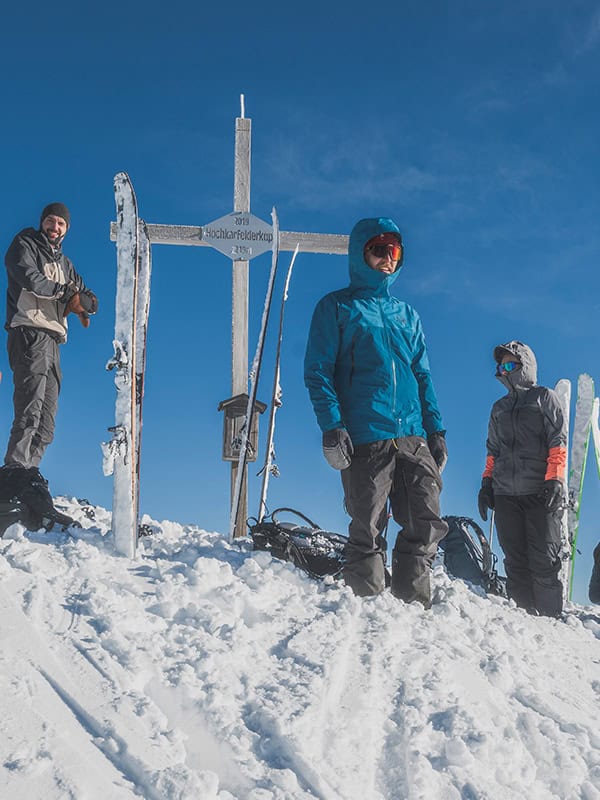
[379,299,398,434]
[510,392,518,493]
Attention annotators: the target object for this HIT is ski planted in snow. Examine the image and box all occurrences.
[257,244,300,523]
[566,373,594,598]
[103,172,145,558]
[554,378,571,600]
[133,222,152,536]
[229,208,280,542]
[591,397,600,480]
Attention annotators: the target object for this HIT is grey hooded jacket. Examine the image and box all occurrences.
[484,341,567,496]
[4,227,86,344]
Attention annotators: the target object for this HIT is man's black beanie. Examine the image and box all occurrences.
[40,202,70,229]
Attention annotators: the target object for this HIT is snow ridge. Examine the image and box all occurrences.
[0,499,599,800]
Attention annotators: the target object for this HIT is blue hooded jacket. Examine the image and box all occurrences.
[304,217,444,445]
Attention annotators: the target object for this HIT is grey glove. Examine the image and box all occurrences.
[427,431,448,473]
[478,477,495,521]
[322,428,353,470]
[540,479,565,511]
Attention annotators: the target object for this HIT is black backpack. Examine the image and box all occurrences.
[248,509,506,598]
[248,508,347,580]
[439,515,507,597]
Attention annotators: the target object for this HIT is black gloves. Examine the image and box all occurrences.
[322,428,353,470]
[63,282,79,305]
[65,288,98,328]
[478,477,495,521]
[540,479,565,511]
[79,289,98,314]
[427,431,448,473]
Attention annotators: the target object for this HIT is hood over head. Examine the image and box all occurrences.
[494,340,537,391]
[348,217,403,293]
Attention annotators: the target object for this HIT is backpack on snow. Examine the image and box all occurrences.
[248,508,348,580]
[248,508,506,598]
[439,515,507,598]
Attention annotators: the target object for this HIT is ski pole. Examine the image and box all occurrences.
[489,509,495,551]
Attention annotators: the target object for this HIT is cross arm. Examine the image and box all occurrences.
[109,222,349,255]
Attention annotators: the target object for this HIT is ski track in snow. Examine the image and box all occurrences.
[1,498,600,800]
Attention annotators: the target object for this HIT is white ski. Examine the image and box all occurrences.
[133,222,152,534]
[554,377,571,600]
[566,374,594,598]
[257,244,300,522]
[591,397,600,480]
[229,208,280,541]
[104,172,141,558]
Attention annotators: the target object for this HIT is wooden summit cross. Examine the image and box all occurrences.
[110,97,349,542]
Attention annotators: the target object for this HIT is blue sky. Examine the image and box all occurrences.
[1,1,599,603]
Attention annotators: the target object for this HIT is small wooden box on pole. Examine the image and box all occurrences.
[217,394,267,462]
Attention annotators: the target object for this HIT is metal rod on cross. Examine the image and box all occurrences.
[109,101,349,546]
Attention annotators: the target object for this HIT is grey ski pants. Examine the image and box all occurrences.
[340,436,448,603]
[5,327,62,469]
[494,493,563,617]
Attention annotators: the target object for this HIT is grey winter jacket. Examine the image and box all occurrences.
[484,341,567,496]
[4,228,86,344]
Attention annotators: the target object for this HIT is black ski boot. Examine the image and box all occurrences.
[0,465,77,533]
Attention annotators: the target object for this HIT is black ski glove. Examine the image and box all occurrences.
[62,281,80,305]
[79,289,98,315]
[427,431,448,473]
[478,477,495,521]
[65,293,91,328]
[322,428,353,470]
[540,479,565,511]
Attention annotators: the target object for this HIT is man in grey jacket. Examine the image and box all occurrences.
[478,341,567,617]
[2,202,97,484]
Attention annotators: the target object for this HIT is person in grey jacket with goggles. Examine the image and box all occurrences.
[478,340,567,617]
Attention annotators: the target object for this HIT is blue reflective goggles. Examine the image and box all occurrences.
[497,361,521,374]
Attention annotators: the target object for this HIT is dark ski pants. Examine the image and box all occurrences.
[5,327,62,469]
[494,494,563,617]
[340,437,448,604]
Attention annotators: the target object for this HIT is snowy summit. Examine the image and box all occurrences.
[0,500,599,800]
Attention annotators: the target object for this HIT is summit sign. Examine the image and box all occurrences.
[201,211,274,260]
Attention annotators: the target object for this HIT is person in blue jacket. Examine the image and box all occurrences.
[304,217,448,605]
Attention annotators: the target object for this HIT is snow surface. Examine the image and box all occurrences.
[1,499,599,800]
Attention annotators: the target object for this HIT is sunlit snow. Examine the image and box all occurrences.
[1,499,599,800]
